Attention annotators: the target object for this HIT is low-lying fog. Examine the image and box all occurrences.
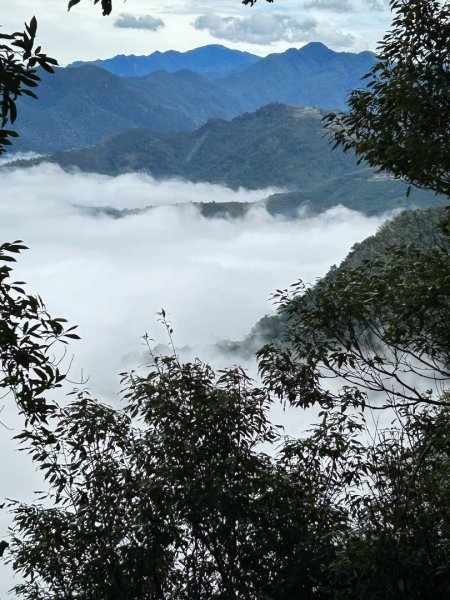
[0,163,389,594]
[0,164,387,394]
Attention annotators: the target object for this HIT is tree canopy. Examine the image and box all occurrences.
[325,0,450,202]
[0,18,57,156]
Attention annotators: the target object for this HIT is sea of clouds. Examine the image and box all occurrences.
[0,163,389,594]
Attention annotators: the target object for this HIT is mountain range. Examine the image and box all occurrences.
[36,104,359,189]
[69,45,261,79]
[12,42,376,155]
[16,103,445,218]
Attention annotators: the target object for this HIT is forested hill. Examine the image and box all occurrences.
[11,43,376,155]
[219,207,450,356]
[35,104,361,189]
[17,103,445,215]
[218,42,376,112]
[13,66,247,154]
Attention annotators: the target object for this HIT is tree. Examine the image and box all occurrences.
[258,242,450,412]
[324,0,450,227]
[0,241,78,423]
[8,346,345,599]
[0,17,57,156]
[332,400,450,600]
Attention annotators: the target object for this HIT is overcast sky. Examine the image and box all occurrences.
[1,0,393,65]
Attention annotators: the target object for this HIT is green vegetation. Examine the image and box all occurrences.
[0,17,57,155]
[7,247,450,596]
[14,104,364,187]
[12,103,445,219]
[12,67,246,154]
[220,206,450,356]
[219,42,375,112]
[325,0,450,227]
[9,42,377,155]
[265,172,447,217]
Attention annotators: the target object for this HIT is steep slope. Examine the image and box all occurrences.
[69,45,261,78]
[34,104,367,189]
[219,42,376,111]
[220,207,450,356]
[12,66,246,154]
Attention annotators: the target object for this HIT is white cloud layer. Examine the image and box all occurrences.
[194,12,355,46]
[114,13,165,31]
[0,163,390,407]
[0,162,389,395]
[0,163,388,595]
[303,0,355,13]
[303,0,386,11]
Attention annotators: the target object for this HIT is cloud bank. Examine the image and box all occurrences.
[0,163,389,595]
[114,13,165,31]
[0,163,386,395]
[303,0,386,11]
[193,13,355,47]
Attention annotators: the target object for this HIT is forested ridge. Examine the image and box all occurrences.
[9,42,376,154]
[220,205,450,355]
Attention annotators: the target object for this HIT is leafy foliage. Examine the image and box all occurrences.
[223,207,449,357]
[258,242,450,412]
[8,337,450,598]
[0,17,57,156]
[8,343,344,599]
[324,0,450,228]
[68,0,112,16]
[0,241,78,422]
[332,401,450,599]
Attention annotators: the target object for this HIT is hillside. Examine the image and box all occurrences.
[16,103,445,218]
[263,172,445,217]
[12,66,246,154]
[69,45,260,79]
[22,104,368,189]
[219,207,450,356]
[219,42,376,112]
[10,43,378,155]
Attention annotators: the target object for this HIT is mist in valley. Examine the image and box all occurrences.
[0,162,391,595]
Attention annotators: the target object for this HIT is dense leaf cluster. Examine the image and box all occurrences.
[0,18,57,156]
[259,243,450,412]
[0,242,78,422]
[325,0,450,228]
[9,351,342,599]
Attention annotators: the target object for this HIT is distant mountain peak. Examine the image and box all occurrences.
[68,45,260,79]
[298,42,335,60]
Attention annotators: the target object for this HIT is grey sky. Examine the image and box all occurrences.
[114,13,165,31]
[1,0,392,64]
